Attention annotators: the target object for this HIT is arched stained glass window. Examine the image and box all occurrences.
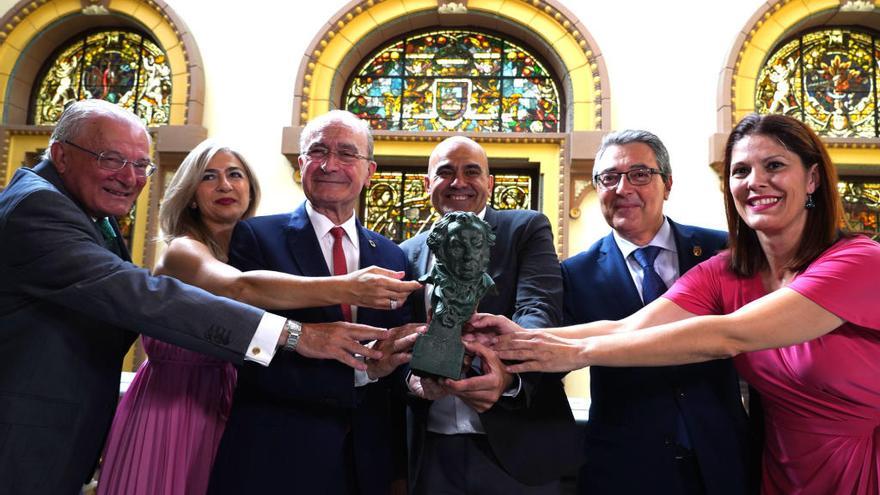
[839,179,880,240]
[755,28,879,137]
[31,30,172,126]
[361,169,536,242]
[345,30,561,132]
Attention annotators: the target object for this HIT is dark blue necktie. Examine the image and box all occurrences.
[633,245,692,449]
[632,246,667,303]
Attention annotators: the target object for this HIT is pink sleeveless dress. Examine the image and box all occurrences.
[97,336,236,495]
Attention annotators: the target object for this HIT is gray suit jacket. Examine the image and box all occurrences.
[0,162,264,494]
[401,207,581,486]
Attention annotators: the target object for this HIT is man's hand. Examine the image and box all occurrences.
[464,313,524,346]
[407,373,448,401]
[436,341,513,413]
[341,266,421,310]
[366,323,425,379]
[294,322,387,371]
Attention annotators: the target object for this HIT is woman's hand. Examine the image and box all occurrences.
[340,266,421,310]
[463,313,524,345]
[493,331,589,373]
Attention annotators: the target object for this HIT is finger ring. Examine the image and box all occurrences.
[390,299,398,310]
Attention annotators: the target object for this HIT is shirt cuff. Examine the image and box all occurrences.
[502,373,522,398]
[243,312,287,366]
[354,340,378,387]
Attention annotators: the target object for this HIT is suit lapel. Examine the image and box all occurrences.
[669,219,703,273]
[106,217,131,262]
[284,204,332,279]
[356,219,378,270]
[483,207,502,275]
[599,233,643,307]
[36,161,132,261]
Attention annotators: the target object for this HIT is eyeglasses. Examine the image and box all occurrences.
[304,146,370,166]
[63,140,157,178]
[593,168,666,189]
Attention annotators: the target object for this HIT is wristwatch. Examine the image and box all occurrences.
[283,319,303,352]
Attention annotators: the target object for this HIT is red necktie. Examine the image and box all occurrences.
[330,226,352,322]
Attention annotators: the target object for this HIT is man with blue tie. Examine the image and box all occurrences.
[562,130,752,494]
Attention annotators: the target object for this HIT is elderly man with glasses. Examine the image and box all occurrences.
[208,109,417,495]
[0,100,390,495]
[561,129,755,495]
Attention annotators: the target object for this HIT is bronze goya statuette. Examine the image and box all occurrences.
[411,211,496,379]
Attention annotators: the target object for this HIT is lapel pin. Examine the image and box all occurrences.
[693,246,703,257]
[368,239,377,248]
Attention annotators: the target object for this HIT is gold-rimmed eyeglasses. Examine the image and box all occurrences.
[63,140,157,178]
[304,146,371,166]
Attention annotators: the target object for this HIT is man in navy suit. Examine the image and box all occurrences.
[402,136,580,494]
[209,110,416,495]
[0,100,387,495]
[562,130,751,494]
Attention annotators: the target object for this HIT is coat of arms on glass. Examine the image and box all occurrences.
[362,171,533,243]
[755,28,879,138]
[31,30,172,126]
[839,180,880,240]
[345,30,561,132]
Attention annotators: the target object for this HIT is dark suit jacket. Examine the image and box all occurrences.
[209,203,409,495]
[562,219,752,495]
[401,207,581,487]
[0,162,264,495]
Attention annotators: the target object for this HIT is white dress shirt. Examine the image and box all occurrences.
[611,217,680,303]
[306,202,374,386]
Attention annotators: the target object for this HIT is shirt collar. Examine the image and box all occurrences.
[612,216,676,260]
[305,201,359,243]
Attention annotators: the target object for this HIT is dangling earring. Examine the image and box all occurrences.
[805,193,815,210]
[190,201,198,210]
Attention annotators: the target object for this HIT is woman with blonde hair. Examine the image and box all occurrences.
[98,139,419,495]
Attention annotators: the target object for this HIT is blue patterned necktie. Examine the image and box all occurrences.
[633,245,692,449]
[632,246,667,303]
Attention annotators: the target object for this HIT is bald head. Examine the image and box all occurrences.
[425,136,494,214]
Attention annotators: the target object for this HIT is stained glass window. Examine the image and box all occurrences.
[838,179,880,240]
[345,30,560,132]
[31,30,172,126]
[361,168,536,242]
[755,28,879,137]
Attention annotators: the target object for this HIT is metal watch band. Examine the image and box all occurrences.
[283,319,303,352]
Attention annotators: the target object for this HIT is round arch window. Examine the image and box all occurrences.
[755,27,880,138]
[31,29,172,126]
[344,29,562,133]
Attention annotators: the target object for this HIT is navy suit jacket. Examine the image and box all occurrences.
[209,203,409,495]
[401,207,581,487]
[562,219,751,494]
[0,162,264,494]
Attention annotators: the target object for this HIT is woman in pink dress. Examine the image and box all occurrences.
[473,114,880,494]
[97,139,419,495]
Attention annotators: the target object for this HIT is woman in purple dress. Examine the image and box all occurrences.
[473,114,880,494]
[98,139,419,495]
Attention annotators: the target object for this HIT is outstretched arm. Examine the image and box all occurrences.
[155,237,420,310]
[492,289,843,373]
